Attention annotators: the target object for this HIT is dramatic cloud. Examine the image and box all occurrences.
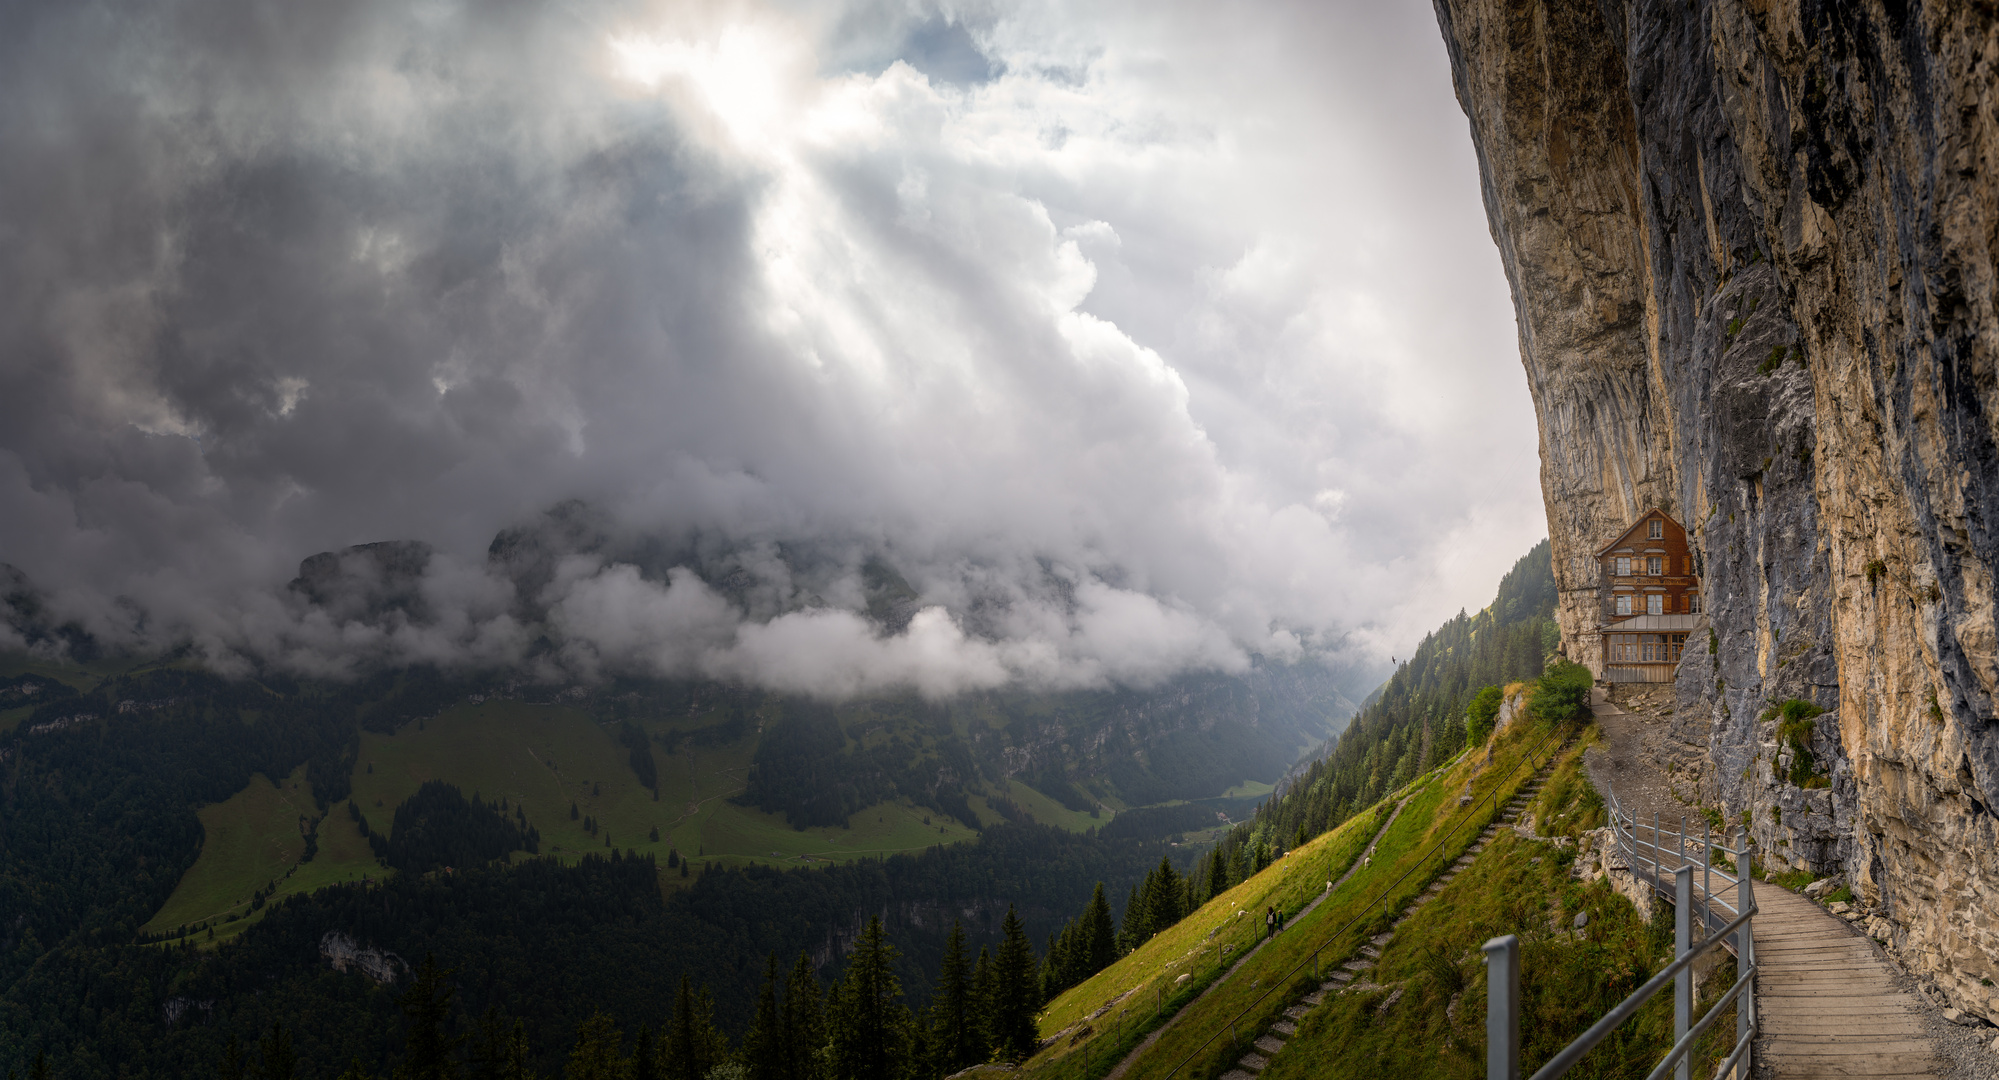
[0,0,1543,696]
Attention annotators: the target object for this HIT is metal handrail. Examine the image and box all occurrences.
[1604,787,1741,941]
[1484,794,1758,1080]
[1157,722,1575,1080]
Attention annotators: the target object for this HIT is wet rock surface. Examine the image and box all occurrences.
[1434,0,1999,1025]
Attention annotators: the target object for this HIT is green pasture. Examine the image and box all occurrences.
[348,699,981,874]
[142,765,382,943]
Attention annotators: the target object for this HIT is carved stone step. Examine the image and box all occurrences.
[1285,1005,1311,1020]
[1303,991,1326,1005]
[1255,1035,1286,1054]
[1342,959,1372,972]
[1273,1020,1298,1036]
[1237,1052,1269,1071]
[1361,945,1382,958]
[1328,971,1353,983]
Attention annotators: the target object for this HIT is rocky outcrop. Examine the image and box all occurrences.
[320,930,408,984]
[1434,0,1999,1019]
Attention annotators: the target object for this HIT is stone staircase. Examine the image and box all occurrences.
[1218,745,1568,1080]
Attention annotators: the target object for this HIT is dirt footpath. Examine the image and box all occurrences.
[1581,685,1709,834]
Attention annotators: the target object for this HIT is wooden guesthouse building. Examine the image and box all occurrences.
[1595,508,1705,683]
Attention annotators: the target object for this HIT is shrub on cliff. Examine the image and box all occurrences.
[1527,660,1594,725]
[1466,685,1504,745]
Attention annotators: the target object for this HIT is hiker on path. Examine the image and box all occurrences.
[1265,907,1276,939]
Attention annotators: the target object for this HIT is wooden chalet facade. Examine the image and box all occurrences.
[1595,509,1706,683]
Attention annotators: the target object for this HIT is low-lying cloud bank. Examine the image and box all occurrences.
[0,0,1542,699]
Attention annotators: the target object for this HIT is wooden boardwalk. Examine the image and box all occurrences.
[1597,685,1945,1078]
[1754,885,1942,1078]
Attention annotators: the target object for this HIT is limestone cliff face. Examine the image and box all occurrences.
[1434,0,1999,1016]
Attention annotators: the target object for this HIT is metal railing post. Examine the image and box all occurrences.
[1702,824,1713,935]
[1734,829,1755,1080]
[1484,935,1520,1080]
[1652,811,1660,885]
[1674,864,1692,1080]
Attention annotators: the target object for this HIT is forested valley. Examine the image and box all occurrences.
[0,541,1556,1079]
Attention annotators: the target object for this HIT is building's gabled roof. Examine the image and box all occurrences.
[1594,508,1685,557]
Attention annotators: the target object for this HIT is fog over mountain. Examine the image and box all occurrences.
[0,0,1541,696]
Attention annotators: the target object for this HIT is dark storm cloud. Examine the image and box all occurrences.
[0,0,1543,694]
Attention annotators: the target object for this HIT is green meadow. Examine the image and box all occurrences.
[142,766,380,944]
[347,699,984,873]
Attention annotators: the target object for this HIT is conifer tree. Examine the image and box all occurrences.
[828,916,906,1080]
[1039,932,1063,1004]
[782,953,826,1080]
[989,906,1040,1062]
[967,947,995,1060]
[222,1037,246,1080]
[469,1007,519,1080]
[933,922,976,1073]
[1117,885,1142,952]
[258,1022,296,1080]
[630,1026,661,1080]
[335,1059,377,1080]
[666,975,721,1080]
[1081,882,1117,976]
[397,955,462,1080]
[745,954,784,1080]
[564,1014,624,1080]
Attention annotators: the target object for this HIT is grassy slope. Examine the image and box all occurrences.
[1021,714,1574,1080]
[1260,733,1744,1080]
[1020,799,1390,1080]
[348,700,985,873]
[140,765,379,943]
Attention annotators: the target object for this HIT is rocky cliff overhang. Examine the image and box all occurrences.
[1433,0,1999,1020]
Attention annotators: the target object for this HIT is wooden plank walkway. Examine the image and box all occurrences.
[1596,685,1947,1078]
[1754,885,1943,1078]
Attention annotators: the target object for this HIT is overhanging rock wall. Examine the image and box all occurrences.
[1433,0,1999,1017]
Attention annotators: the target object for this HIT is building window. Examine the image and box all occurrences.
[1690,592,1702,613]
[1647,556,1662,575]
[1649,520,1663,539]
[1616,594,1632,616]
[1616,557,1631,576]
[1648,594,1663,616]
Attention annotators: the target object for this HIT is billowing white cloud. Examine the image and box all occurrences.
[0,0,1543,697]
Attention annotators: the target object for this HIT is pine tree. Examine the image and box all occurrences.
[469,1007,514,1080]
[565,1014,625,1080]
[630,1026,661,1080]
[501,1022,539,1080]
[397,955,462,1080]
[745,954,784,1080]
[1039,931,1063,1003]
[666,975,714,1080]
[222,1037,246,1080]
[933,923,975,1072]
[782,953,826,1080]
[258,1022,296,1080]
[989,906,1039,1062]
[967,946,995,1060]
[828,916,906,1080]
[335,1058,377,1080]
[1117,885,1142,952]
[1082,882,1117,976]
